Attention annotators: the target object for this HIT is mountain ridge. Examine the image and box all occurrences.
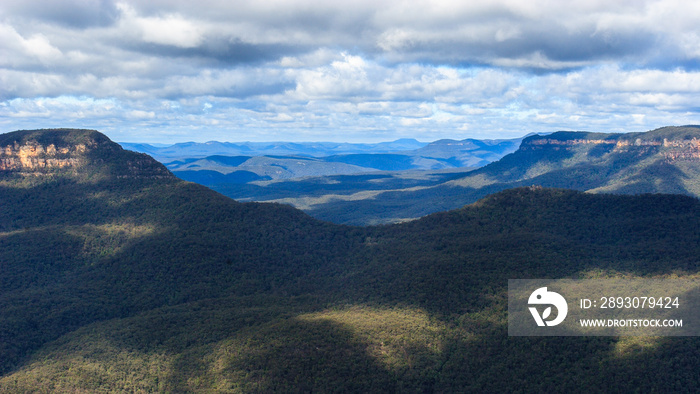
[119,138,428,160]
[122,136,523,182]
[1,128,699,391]
[236,125,700,224]
[0,128,174,181]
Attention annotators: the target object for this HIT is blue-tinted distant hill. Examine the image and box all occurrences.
[120,138,427,161]
[410,137,525,167]
[218,126,700,225]
[2,128,699,392]
[121,136,523,182]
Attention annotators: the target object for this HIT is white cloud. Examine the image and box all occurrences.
[0,24,63,66]
[116,3,204,48]
[1,0,700,142]
[127,109,156,119]
[609,69,700,93]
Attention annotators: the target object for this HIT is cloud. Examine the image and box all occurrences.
[1,0,120,28]
[3,0,697,70]
[1,0,700,142]
[161,68,295,98]
[116,3,203,48]
[0,24,63,67]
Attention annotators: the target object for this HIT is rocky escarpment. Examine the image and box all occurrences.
[0,129,174,179]
[0,141,88,172]
[521,127,700,163]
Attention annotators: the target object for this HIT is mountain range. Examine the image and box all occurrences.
[121,137,523,183]
[120,138,428,160]
[212,126,700,225]
[1,128,699,392]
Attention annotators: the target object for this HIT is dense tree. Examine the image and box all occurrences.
[1,129,699,391]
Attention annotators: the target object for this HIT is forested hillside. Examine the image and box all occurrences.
[1,129,699,392]
[247,125,700,225]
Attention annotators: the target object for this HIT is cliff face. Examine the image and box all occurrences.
[521,129,700,163]
[0,141,88,172]
[0,129,174,179]
[659,139,700,162]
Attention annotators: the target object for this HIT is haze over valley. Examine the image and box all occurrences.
[126,126,700,225]
[3,0,700,391]
[1,127,699,391]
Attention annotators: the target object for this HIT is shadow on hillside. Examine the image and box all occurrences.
[6,297,697,392]
[611,162,691,196]
[163,314,412,392]
[2,175,700,390]
[434,324,699,391]
[0,300,442,392]
[0,176,355,376]
[433,282,700,391]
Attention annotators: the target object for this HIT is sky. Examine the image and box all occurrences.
[2,0,700,143]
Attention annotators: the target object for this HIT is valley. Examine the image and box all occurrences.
[122,136,525,225]
[207,126,700,225]
[0,128,699,392]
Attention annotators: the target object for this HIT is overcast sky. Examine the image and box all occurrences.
[2,0,700,143]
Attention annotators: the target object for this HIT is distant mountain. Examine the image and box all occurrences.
[165,155,376,184]
[126,136,523,184]
[1,130,699,391]
[119,138,427,161]
[232,126,700,224]
[321,137,522,171]
[448,125,700,195]
[410,137,523,167]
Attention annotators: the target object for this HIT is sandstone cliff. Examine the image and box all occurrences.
[0,129,174,179]
[521,126,700,163]
[0,141,87,172]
